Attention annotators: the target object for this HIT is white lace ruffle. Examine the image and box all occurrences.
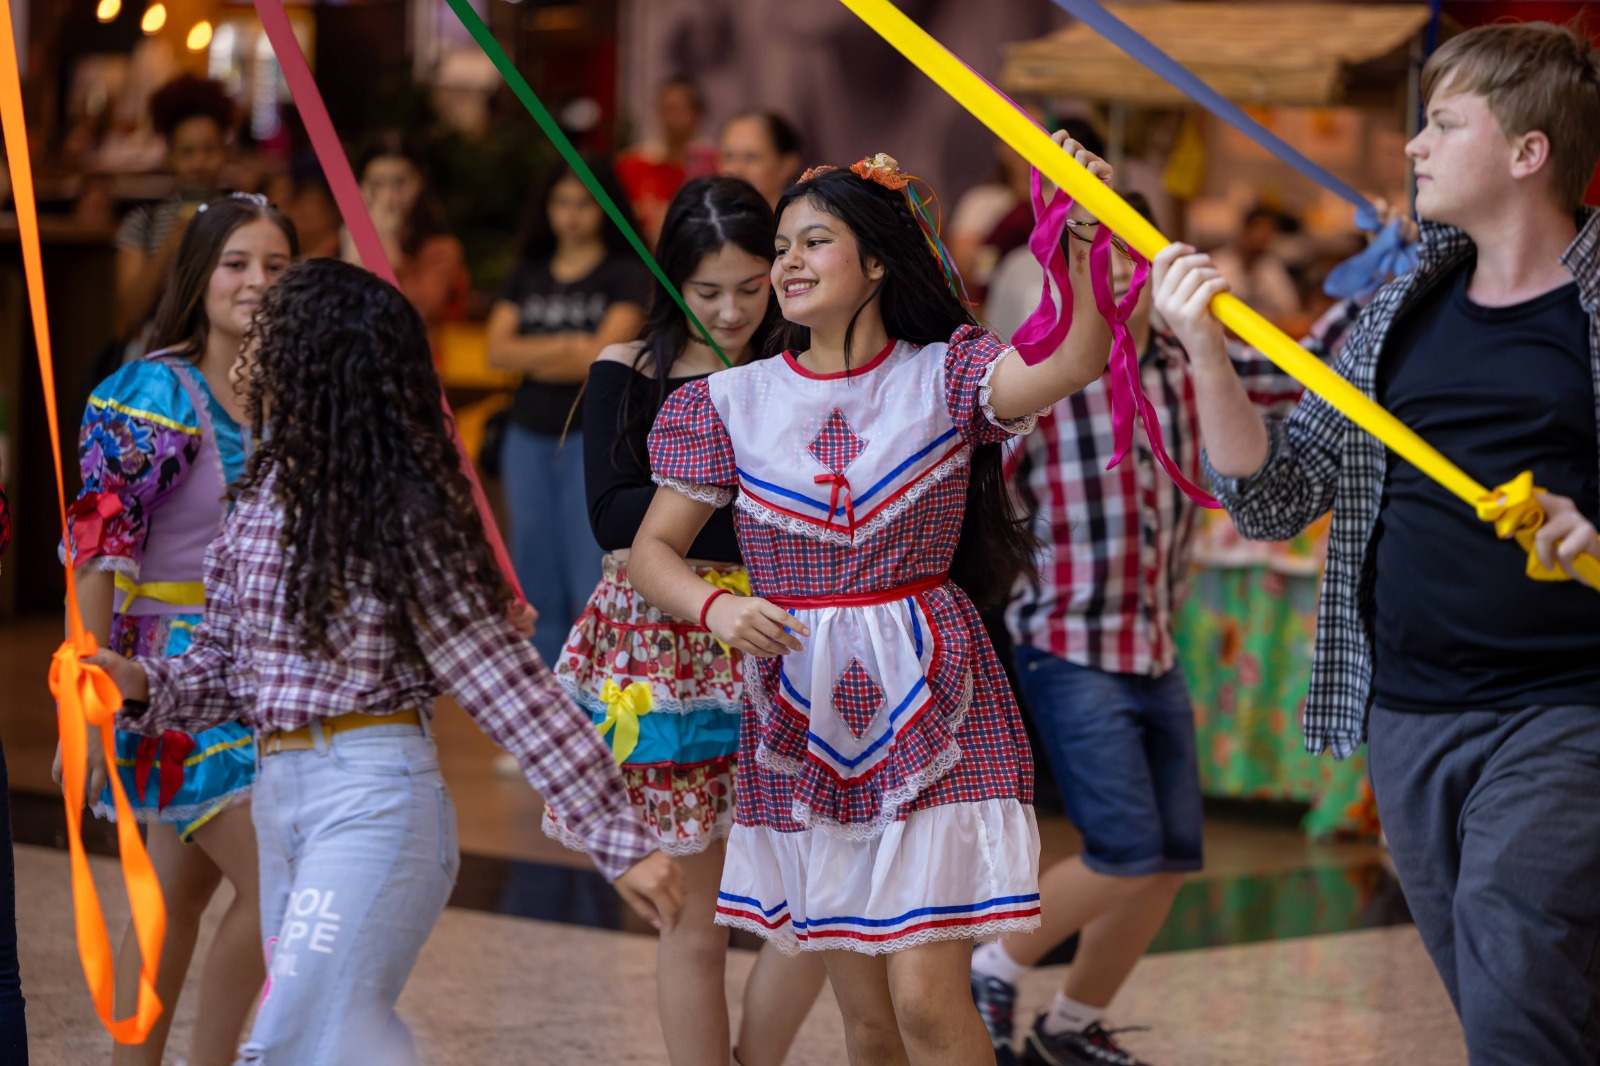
[715,910,1042,957]
[977,350,1046,435]
[542,807,732,857]
[90,782,252,827]
[734,447,971,548]
[652,475,734,509]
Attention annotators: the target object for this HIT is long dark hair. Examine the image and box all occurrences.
[235,259,511,664]
[354,131,449,260]
[517,154,637,265]
[618,176,779,462]
[147,195,299,361]
[772,166,1037,607]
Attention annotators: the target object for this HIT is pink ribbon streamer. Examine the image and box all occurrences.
[1086,227,1219,508]
[254,0,525,597]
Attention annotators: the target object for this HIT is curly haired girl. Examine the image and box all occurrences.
[91,257,683,1064]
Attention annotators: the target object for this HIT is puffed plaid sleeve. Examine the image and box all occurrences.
[647,377,737,508]
[944,324,1046,446]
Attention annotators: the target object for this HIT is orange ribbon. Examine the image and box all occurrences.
[0,3,167,1040]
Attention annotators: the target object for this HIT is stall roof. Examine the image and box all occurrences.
[1001,2,1440,108]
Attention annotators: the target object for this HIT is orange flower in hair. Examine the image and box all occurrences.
[800,164,840,182]
[849,153,910,191]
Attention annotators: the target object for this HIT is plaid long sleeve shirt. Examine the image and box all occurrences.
[126,477,656,881]
[1205,209,1600,758]
[1006,327,1306,677]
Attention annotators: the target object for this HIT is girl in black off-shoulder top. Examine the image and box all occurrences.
[542,177,826,1066]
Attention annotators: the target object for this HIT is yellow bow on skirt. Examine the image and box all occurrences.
[597,679,653,765]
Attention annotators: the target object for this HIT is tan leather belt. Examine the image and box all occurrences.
[259,709,423,756]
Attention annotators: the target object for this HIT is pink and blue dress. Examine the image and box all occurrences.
[68,351,255,842]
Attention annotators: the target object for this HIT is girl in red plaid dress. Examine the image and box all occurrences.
[630,139,1115,1066]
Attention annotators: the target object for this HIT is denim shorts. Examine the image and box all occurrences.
[1014,646,1203,876]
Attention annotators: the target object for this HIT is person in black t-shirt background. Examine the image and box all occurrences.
[1153,23,1600,1063]
[488,156,649,664]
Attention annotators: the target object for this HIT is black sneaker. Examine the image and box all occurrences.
[970,970,1020,1065]
[1021,1017,1153,1066]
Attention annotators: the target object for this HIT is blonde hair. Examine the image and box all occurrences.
[1422,21,1600,210]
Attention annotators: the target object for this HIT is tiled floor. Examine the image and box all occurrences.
[15,846,1463,1066]
[0,617,1467,1064]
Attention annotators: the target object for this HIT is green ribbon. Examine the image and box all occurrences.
[444,0,732,368]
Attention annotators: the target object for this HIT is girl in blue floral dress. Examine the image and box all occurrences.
[59,194,295,1066]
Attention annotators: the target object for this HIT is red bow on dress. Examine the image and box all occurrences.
[65,492,124,563]
[814,472,856,533]
[133,731,195,812]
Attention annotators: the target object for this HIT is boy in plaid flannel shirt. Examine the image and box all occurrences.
[1154,23,1600,1062]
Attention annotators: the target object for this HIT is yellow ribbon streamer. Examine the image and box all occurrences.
[596,679,653,765]
[836,0,1600,592]
[700,569,750,656]
[1476,472,1570,582]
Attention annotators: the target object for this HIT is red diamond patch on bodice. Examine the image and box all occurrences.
[808,408,866,476]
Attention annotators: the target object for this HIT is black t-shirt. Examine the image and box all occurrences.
[1372,260,1600,711]
[502,255,650,435]
[583,358,741,562]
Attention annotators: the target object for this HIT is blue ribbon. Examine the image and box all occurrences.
[1324,205,1420,300]
[1044,0,1417,298]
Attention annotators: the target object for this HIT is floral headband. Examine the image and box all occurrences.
[798,153,970,308]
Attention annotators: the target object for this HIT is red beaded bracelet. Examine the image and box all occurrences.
[699,587,731,628]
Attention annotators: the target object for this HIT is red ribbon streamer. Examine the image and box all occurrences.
[253,0,525,599]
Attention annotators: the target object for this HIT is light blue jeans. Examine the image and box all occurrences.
[236,720,458,1065]
[500,422,603,664]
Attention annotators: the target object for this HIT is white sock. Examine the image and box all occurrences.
[971,941,1028,984]
[1040,993,1104,1036]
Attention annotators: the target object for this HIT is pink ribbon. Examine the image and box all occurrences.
[1086,226,1219,508]
[1010,170,1076,367]
[253,0,525,598]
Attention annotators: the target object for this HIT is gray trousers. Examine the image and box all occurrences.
[1368,703,1600,1065]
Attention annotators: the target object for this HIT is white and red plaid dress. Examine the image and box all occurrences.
[649,325,1044,955]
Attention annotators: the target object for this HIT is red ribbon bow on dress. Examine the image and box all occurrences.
[814,472,857,533]
[65,492,124,563]
[133,731,195,812]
